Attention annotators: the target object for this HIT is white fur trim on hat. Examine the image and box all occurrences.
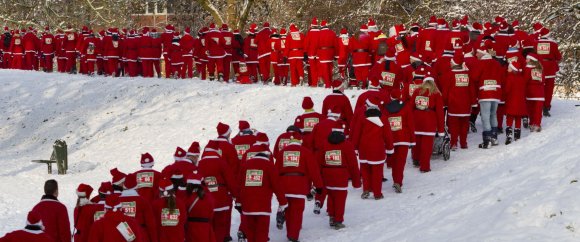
[508,62,521,72]
[526,55,538,61]
[423,77,435,83]
[186,178,202,185]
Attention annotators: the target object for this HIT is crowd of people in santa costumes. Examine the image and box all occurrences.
[1,15,565,242]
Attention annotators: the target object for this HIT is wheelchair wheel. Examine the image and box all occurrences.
[443,141,451,161]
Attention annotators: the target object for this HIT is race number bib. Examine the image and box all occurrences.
[425,40,432,51]
[67,34,75,41]
[93,211,105,221]
[121,201,137,218]
[341,37,349,45]
[112,41,119,48]
[291,32,301,41]
[161,208,180,226]
[325,150,342,166]
[283,151,300,167]
[240,65,248,73]
[87,43,96,55]
[483,79,498,91]
[245,169,264,187]
[415,96,429,110]
[537,43,550,55]
[531,69,543,81]
[389,116,403,131]
[303,117,319,132]
[14,39,21,45]
[381,72,396,86]
[204,176,219,192]
[224,37,232,45]
[454,74,469,87]
[409,84,420,96]
[116,222,136,242]
[235,144,251,159]
[395,43,404,52]
[137,172,154,188]
[246,152,259,159]
[45,38,53,45]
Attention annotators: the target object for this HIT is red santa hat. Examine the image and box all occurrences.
[428,16,437,26]
[217,122,232,137]
[413,67,427,78]
[142,27,150,35]
[453,39,463,50]
[471,22,483,33]
[451,19,460,29]
[494,16,505,25]
[461,15,469,26]
[233,29,240,35]
[110,168,126,186]
[508,60,522,72]
[332,80,346,90]
[104,194,122,211]
[360,24,368,32]
[533,22,544,33]
[302,96,314,110]
[526,53,539,62]
[280,28,287,35]
[26,210,44,230]
[247,27,256,35]
[499,21,509,31]
[98,182,113,195]
[311,17,318,27]
[255,132,269,146]
[339,28,348,37]
[3,26,8,32]
[209,23,216,29]
[187,141,200,156]
[158,178,174,192]
[368,18,378,31]
[202,140,221,157]
[539,27,550,37]
[320,20,328,29]
[76,183,94,198]
[327,106,342,118]
[221,24,229,31]
[410,53,423,63]
[289,24,298,32]
[511,20,520,29]
[451,50,464,66]
[263,22,270,28]
[186,171,204,185]
[366,96,382,109]
[174,146,189,162]
[165,24,174,32]
[410,23,421,30]
[423,76,435,83]
[239,120,251,130]
[140,152,154,167]
[368,78,380,89]
[123,173,137,190]
[184,27,191,34]
[44,26,50,31]
[437,18,447,28]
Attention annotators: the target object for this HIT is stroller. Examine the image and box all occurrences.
[432,111,451,161]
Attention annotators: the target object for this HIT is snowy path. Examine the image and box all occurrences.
[0,70,578,241]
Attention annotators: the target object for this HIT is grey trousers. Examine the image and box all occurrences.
[479,101,498,132]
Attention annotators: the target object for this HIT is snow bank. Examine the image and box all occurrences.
[0,70,578,241]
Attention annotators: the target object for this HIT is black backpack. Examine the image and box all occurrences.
[3,33,11,49]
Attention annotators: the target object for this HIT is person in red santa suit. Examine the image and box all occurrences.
[284,24,306,86]
[273,125,303,159]
[275,138,323,242]
[406,22,421,52]
[351,96,394,199]
[304,17,320,87]
[511,20,528,44]
[349,24,372,89]
[81,31,100,76]
[370,31,388,64]
[336,28,350,79]
[168,33,184,79]
[63,26,78,73]
[150,28,163,78]
[256,22,272,83]
[433,18,450,58]
[220,24,235,82]
[236,152,288,242]
[90,181,113,204]
[184,172,216,242]
[73,184,104,242]
[152,179,186,242]
[30,180,71,242]
[535,28,561,117]
[161,25,175,78]
[139,27,155,78]
[102,29,123,77]
[243,24,259,82]
[316,129,361,229]
[384,89,415,193]
[269,28,281,85]
[231,30,244,81]
[0,27,12,69]
[22,27,38,70]
[315,20,336,88]
[275,28,290,85]
[95,30,105,75]
[87,194,145,242]
[180,27,195,78]
[9,30,25,69]
[205,23,227,81]
[194,27,209,80]
[197,146,238,242]
[442,51,476,150]
[161,147,197,179]
[0,210,55,242]
[54,29,67,73]
[411,76,445,171]
[294,97,324,150]
[208,122,241,174]
[118,173,158,242]
[322,80,354,133]
[352,78,386,120]
[524,53,545,133]
[433,41,458,90]
[232,120,257,160]
[368,48,404,96]
[133,153,162,203]
[504,59,528,144]
[109,168,126,195]
[123,30,139,77]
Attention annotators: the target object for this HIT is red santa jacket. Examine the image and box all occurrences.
[442,68,476,116]
[87,210,144,242]
[81,37,100,61]
[118,190,158,242]
[22,32,38,54]
[321,91,354,131]
[184,192,216,242]
[273,130,303,159]
[197,154,239,212]
[349,33,372,68]
[237,155,288,215]
[232,132,257,160]
[221,30,234,57]
[152,197,187,242]
[275,142,323,198]
[536,37,562,78]
[256,27,272,59]
[0,229,55,242]
[284,30,305,60]
[204,29,226,58]
[417,27,436,58]
[151,37,162,60]
[316,136,361,190]
[270,33,280,65]
[475,55,505,103]
[31,195,71,242]
[9,35,24,56]
[211,137,241,174]
[504,70,528,116]
[138,34,155,60]
[124,36,139,62]
[336,34,350,66]
[160,31,174,56]
[134,168,162,203]
[243,35,258,64]
[351,109,394,164]
[316,28,336,63]
[102,35,122,59]
[411,88,445,136]
[180,33,195,58]
[74,203,102,242]
[311,116,348,152]
[304,28,319,59]
[386,102,416,146]
[193,36,207,61]
[525,64,545,101]
[294,111,324,150]
[169,43,183,65]
[63,32,78,53]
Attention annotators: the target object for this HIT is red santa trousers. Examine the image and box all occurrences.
[86,60,96,75]
[307,58,318,86]
[43,54,54,72]
[106,58,119,76]
[327,189,348,223]
[506,115,523,129]
[353,66,370,88]
[127,60,139,77]
[11,55,24,69]
[186,220,215,242]
[527,100,544,127]
[65,51,76,72]
[448,116,470,148]
[170,64,184,78]
[213,210,232,242]
[208,57,224,78]
[391,146,409,186]
[243,215,270,242]
[289,59,304,86]
[277,64,290,85]
[57,56,67,72]
[141,60,154,77]
[318,61,333,88]
[25,52,36,70]
[96,57,104,74]
[183,56,194,78]
[412,135,435,172]
[544,77,555,110]
[246,62,258,81]
[195,59,207,80]
[223,55,232,81]
[361,163,384,197]
[2,53,11,68]
[79,56,87,74]
[258,55,271,81]
[163,55,171,78]
[497,104,505,129]
[285,197,305,240]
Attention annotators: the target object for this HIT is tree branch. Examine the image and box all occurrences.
[195,0,225,25]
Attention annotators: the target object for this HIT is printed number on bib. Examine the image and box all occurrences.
[283,151,300,167]
[93,211,105,221]
[483,79,498,91]
[454,74,469,87]
[531,69,542,81]
[325,150,342,166]
[137,172,154,188]
[303,117,319,132]
[537,43,550,55]
[415,96,429,110]
[381,72,396,86]
[121,201,137,218]
[291,32,301,41]
[116,222,136,242]
[112,41,119,48]
[45,38,52,45]
[245,169,264,187]
[235,144,251,159]
[14,39,21,45]
[161,208,180,226]
[204,176,219,192]
[389,116,403,131]
[67,34,75,41]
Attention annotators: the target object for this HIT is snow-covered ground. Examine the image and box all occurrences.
[0,69,579,241]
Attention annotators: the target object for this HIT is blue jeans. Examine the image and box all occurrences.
[479,101,498,132]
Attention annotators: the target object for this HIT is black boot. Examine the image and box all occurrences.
[491,128,499,146]
[209,75,215,81]
[514,129,521,141]
[469,114,478,133]
[543,107,551,117]
[218,73,224,82]
[523,117,529,129]
[505,127,513,145]
[479,131,491,149]
[497,127,504,134]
